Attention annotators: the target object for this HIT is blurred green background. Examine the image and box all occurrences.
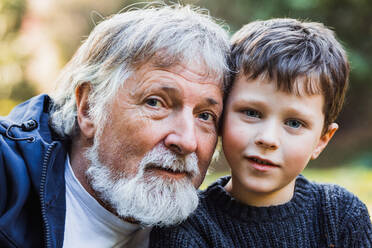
[1,0,371,213]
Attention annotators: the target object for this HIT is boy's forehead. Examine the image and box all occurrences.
[235,72,324,97]
[231,74,326,115]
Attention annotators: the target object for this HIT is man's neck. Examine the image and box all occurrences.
[69,135,94,197]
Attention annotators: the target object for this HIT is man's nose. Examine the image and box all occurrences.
[164,110,197,155]
[254,120,279,150]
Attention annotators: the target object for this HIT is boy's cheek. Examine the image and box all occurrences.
[222,126,247,151]
[286,145,314,173]
[222,132,244,164]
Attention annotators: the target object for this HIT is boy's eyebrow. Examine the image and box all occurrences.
[283,107,318,125]
[284,107,310,116]
[232,98,269,110]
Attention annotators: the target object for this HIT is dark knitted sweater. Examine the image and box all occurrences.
[150,175,372,247]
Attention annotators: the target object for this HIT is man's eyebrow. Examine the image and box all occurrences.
[156,86,184,106]
[159,86,180,95]
[157,86,220,106]
[206,98,219,105]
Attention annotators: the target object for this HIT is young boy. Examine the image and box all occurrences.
[149,18,372,247]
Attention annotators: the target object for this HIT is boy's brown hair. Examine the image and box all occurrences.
[230,18,349,132]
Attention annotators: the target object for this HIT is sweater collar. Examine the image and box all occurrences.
[203,175,314,222]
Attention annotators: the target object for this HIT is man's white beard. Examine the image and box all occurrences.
[85,140,200,227]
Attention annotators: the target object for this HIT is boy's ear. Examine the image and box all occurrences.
[311,123,338,160]
[75,83,95,139]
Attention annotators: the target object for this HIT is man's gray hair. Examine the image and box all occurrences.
[50,4,230,137]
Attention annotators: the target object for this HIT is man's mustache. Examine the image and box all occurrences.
[140,145,199,178]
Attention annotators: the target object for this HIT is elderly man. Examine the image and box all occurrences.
[0,4,230,248]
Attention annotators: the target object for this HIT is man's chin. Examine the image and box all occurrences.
[113,176,199,227]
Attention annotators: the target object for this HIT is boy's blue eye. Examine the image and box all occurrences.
[243,109,261,118]
[285,119,302,128]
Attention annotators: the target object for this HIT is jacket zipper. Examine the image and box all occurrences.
[39,142,58,248]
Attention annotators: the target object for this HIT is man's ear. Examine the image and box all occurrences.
[75,83,95,139]
[311,123,338,160]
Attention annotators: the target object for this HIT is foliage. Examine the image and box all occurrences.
[0,0,371,166]
[0,98,19,116]
[0,0,36,101]
[9,81,37,101]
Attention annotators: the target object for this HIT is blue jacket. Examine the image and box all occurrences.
[0,95,68,248]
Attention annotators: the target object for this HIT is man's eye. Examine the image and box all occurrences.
[145,98,162,107]
[198,112,214,122]
[243,109,261,118]
[285,119,303,129]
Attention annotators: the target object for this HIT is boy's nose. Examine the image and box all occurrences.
[255,138,278,150]
[254,121,279,150]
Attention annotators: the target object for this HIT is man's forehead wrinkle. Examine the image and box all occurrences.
[135,81,182,96]
[124,71,166,97]
[160,64,220,86]
[137,60,220,84]
[126,64,221,97]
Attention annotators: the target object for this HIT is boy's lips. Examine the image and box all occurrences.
[245,156,280,171]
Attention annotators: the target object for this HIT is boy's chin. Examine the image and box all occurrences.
[229,176,297,207]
